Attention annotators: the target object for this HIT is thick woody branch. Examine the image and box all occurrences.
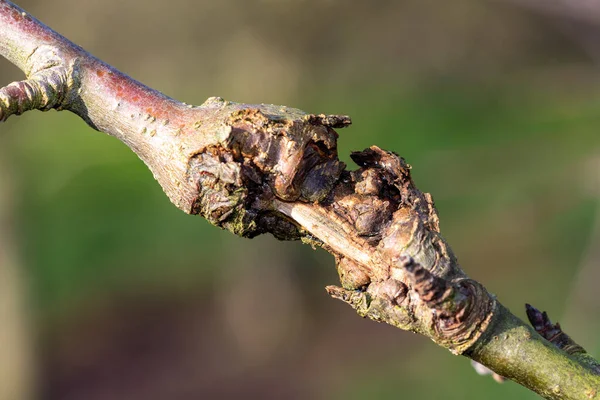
[1,1,599,398]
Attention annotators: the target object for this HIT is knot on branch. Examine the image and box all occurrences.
[189,151,252,235]
[399,255,496,354]
[180,109,496,355]
[226,107,345,203]
[274,144,494,354]
[187,104,349,238]
[326,278,415,331]
[337,147,460,279]
[329,255,495,355]
[400,255,455,309]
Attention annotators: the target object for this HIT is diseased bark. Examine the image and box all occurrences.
[0,1,599,398]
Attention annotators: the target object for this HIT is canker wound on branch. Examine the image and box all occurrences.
[184,105,495,355]
[2,0,600,392]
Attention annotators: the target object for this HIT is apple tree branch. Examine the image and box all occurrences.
[0,1,598,398]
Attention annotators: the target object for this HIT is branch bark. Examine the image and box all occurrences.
[1,1,598,398]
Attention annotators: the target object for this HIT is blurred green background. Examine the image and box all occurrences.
[1,0,600,399]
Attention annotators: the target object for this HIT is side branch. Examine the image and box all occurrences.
[0,62,69,121]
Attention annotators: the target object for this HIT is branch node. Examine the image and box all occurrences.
[326,285,370,313]
[400,254,455,310]
[0,64,69,121]
[525,303,600,374]
[400,255,495,354]
[326,281,415,330]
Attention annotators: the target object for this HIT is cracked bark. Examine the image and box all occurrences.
[0,1,599,398]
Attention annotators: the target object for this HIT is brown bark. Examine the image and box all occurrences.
[1,1,599,398]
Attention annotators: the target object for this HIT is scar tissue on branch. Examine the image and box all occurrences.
[1,1,599,398]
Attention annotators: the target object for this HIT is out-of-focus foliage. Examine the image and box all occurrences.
[2,0,600,398]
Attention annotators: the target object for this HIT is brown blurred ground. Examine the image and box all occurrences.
[2,1,600,399]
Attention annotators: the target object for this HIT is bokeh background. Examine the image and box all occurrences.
[1,0,600,399]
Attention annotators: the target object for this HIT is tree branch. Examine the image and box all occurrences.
[1,1,599,398]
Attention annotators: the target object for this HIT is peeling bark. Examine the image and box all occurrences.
[1,1,599,398]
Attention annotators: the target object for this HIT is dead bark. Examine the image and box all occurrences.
[0,1,598,398]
